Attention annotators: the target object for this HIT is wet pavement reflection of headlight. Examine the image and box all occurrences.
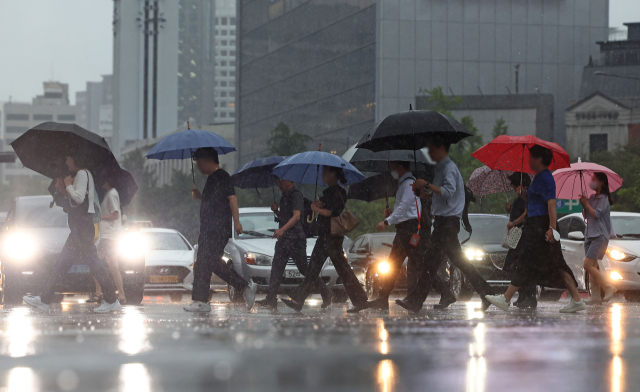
[375,359,397,392]
[118,307,149,355]
[119,363,151,392]
[467,323,486,392]
[8,367,39,392]
[611,304,624,392]
[5,307,36,357]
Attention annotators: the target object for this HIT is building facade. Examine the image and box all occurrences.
[1,82,79,182]
[237,0,608,166]
[76,75,114,146]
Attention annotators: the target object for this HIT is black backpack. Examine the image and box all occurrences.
[460,185,476,245]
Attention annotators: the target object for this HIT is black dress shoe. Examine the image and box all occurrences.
[256,298,278,311]
[433,295,457,310]
[368,298,390,312]
[514,296,537,309]
[281,298,304,312]
[395,299,422,314]
[346,302,370,313]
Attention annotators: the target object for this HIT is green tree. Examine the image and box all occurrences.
[492,117,509,138]
[267,122,313,156]
[589,144,640,212]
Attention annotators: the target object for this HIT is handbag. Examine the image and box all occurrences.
[502,226,523,249]
[330,190,360,236]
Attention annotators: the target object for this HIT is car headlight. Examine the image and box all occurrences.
[243,252,272,266]
[118,232,148,260]
[465,249,485,261]
[2,232,37,261]
[377,260,391,274]
[606,248,636,262]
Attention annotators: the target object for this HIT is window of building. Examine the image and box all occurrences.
[230,40,236,46]
[221,112,227,118]
[230,30,236,36]
[221,60,227,66]
[221,17,228,25]
[221,71,227,76]
[230,61,236,66]
[57,114,76,121]
[221,92,227,97]
[230,71,236,77]
[220,102,227,107]
[589,134,608,153]
[229,92,235,97]
[230,51,236,56]
[6,126,28,134]
[6,113,29,121]
[221,51,227,56]
[221,81,227,87]
[221,30,227,36]
[33,114,53,121]
[221,40,227,46]
[230,17,236,25]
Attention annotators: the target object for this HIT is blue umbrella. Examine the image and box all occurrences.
[146,123,236,186]
[232,156,286,201]
[272,151,365,186]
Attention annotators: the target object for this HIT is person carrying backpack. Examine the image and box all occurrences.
[255,177,332,311]
[395,135,493,313]
[23,153,121,314]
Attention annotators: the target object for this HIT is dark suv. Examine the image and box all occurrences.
[0,195,146,304]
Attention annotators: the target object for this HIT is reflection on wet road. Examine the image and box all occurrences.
[0,294,638,391]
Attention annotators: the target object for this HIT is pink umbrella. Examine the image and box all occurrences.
[553,158,623,200]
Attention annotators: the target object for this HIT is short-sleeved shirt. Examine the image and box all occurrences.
[278,187,305,239]
[527,169,556,218]
[317,185,347,236]
[200,169,235,239]
[585,194,613,239]
[99,188,122,240]
[509,196,527,227]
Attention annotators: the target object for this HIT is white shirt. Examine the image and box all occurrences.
[99,188,122,240]
[66,170,95,214]
[386,171,421,225]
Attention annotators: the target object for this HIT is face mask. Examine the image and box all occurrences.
[390,171,399,180]
[588,181,599,190]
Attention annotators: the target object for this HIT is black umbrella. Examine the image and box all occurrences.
[356,109,472,152]
[348,172,398,204]
[231,156,286,201]
[11,122,120,187]
[343,143,434,173]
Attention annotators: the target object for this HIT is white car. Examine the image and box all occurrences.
[559,212,640,302]
[222,207,348,302]
[141,228,195,302]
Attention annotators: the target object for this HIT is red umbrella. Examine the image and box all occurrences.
[471,135,571,174]
[553,158,623,200]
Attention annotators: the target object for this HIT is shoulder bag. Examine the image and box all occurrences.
[330,190,359,236]
[501,226,523,249]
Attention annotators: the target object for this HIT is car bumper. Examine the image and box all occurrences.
[603,259,640,291]
[240,264,344,292]
[144,265,193,294]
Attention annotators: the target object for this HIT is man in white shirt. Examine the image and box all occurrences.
[94,178,126,303]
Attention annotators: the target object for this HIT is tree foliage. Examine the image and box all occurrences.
[267,122,313,156]
[492,117,509,138]
[589,144,640,212]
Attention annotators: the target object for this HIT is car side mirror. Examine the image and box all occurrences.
[568,231,584,241]
[356,248,368,254]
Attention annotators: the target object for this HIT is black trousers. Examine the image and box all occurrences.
[192,235,248,303]
[291,235,368,307]
[378,219,424,299]
[41,213,117,304]
[266,238,332,301]
[406,216,492,306]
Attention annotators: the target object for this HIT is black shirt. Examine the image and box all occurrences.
[200,169,235,239]
[317,185,347,236]
[278,187,305,239]
[509,196,527,227]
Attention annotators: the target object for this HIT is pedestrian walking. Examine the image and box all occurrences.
[281,166,369,313]
[91,177,127,304]
[23,154,121,313]
[485,145,586,313]
[580,172,617,305]
[503,172,537,309]
[184,147,257,312]
[255,178,333,311]
[395,136,494,313]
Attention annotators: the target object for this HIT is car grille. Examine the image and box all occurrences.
[145,266,191,283]
[488,252,508,270]
[287,256,311,266]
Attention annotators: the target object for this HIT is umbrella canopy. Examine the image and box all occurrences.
[471,135,570,174]
[231,156,286,189]
[343,143,434,173]
[146,127,236,160]
[11,122,120,185]
[94,165,139,207]
[467,166,533,197]
[272,151,365,186]
[553,159,623,200]
[356,110,472,152]
[347,172,398,203]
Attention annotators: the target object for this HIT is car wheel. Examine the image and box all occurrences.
[623,291,640,302]
[539,289,563,301]
[365,269,380,300]
[449,267,473,301]
[2,272,25,305]
[584,272,605,299]
[332,290,349,303]
[228,284,244,303]
[169,293,184,303]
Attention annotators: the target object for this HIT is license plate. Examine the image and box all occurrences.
[150,275,179,283]
[285,270,303,278]
[68,265,90,274]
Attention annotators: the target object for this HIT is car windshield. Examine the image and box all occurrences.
[236,212,279,239]
[15,198,68,228]
[370,236,395,258]
[612,217,640,239]
[459,216,509,244]
[145,232,191,251]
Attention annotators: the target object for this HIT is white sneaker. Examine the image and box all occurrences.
[603,286,617,302]
[93,300,122,313]
[243,282,257,310]
[484,294,510,312]
[183,301,211,312]
[560,299,587,313]
[23,295,50,314]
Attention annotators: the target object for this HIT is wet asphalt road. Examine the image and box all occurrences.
[0,293,636,392]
